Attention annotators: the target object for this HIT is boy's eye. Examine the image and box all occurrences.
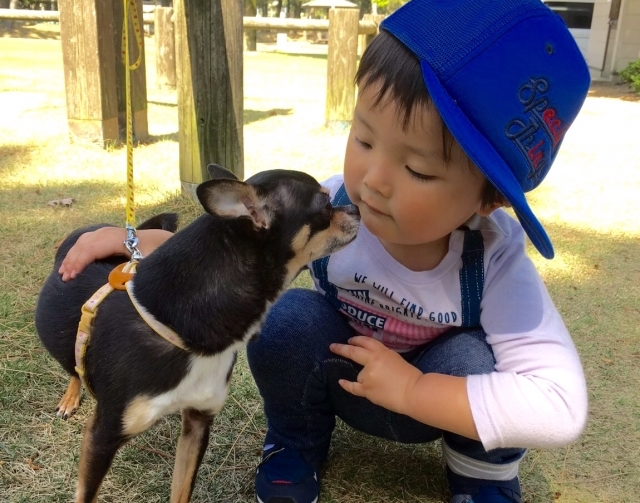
[406,166,436,182]
[354,137,372,149]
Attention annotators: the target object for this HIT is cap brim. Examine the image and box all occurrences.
[420,60,555,259]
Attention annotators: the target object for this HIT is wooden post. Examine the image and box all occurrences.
[58,0,148,145]
[175,0,244,195]
[244,1,257,52]
[155,6,176,89]
[59,0,119,144]
[112,0,149,142]
[325,7,359,127]
[358,13,384,56]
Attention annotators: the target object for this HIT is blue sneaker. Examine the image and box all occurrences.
[255,443,321,503]
[447,466,521,503]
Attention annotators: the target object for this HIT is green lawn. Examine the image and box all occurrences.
[1,23,639,503]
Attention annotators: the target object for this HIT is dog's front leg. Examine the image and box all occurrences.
[75,410,126,503]
[170,408,214,503]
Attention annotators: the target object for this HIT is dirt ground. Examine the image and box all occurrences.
[588,79,640,102]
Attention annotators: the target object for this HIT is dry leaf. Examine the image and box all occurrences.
[28,452,41,471]
[47,198,75,207]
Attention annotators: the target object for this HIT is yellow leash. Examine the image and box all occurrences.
[73,3,150,397]
[122,0,144,259]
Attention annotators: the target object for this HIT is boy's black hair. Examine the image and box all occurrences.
[355,31,503,209]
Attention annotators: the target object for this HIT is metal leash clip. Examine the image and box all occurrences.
[124,224,143,261]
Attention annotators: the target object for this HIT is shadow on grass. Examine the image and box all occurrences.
[244,107,293,125]
[0,143,40,175]
[147,100,177,108]
[325,422,556,502]
[270,51,329,61]
[145,132,179,144]
[0,178,199,257]
[0,21,61,40]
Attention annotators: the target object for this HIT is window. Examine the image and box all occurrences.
[544,1,595,29]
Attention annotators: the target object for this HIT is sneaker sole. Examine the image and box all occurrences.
[256,496,318,503]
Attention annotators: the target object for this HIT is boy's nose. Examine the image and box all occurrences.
[363,161,392,198]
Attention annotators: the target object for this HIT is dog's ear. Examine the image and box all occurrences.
[196,180,271,230]
[207,164,238,181]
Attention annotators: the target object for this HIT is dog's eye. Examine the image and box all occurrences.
[325,201,333,212]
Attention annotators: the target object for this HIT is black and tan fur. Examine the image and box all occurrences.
[35,165,360,503]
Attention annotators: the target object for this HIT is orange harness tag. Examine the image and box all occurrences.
[108,262,137,290]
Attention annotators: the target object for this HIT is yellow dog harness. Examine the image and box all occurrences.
[74,261,188,397]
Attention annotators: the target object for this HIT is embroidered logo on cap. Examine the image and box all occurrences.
[505,77,569,186]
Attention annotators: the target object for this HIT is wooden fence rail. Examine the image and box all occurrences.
[0,9,378,32]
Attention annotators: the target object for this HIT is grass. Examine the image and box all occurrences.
[1,21,640,503]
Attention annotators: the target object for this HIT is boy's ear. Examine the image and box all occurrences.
[196,180,271,230]
[477,197,511,217]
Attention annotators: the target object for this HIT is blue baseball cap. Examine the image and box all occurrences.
[381,0,590,259]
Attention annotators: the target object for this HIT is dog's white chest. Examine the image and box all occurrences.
[122,347,238,436]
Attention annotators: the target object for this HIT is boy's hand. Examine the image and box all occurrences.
[330,336,422,416]
[58,227,128,281]
[58,227,174,281]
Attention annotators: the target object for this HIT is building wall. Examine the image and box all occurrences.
[612,0,640,72]
[587,0,640,79]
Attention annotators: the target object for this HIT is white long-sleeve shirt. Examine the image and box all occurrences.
[310,175,588,451]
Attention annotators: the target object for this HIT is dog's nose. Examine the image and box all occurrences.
[336,204,360,217]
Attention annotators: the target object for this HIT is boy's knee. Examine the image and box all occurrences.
[248,288,346,357]
[259,288,328,338]
[455,330,496,375]
[417,329,496,377]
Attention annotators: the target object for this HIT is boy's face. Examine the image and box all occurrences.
[344,82,493,269]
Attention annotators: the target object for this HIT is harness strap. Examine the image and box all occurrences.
[74,282,118,398]
[125,281,188,351]
[74,261,188,398]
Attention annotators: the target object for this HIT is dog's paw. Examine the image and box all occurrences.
[55,377,82,419]
[55,401,79,420]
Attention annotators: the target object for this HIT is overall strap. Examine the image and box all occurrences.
[459,228,485,327]
[311,184,351,310]
[332,183,352,206]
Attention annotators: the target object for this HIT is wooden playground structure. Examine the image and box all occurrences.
[0,1,384,193]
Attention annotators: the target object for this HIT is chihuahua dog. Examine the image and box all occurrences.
[35,165,360,503]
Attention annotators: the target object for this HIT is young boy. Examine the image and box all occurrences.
[58,0,591,502]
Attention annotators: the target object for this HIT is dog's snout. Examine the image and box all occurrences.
[335,204,360,218]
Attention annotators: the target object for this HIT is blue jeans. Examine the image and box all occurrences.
[247,289,525,481]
